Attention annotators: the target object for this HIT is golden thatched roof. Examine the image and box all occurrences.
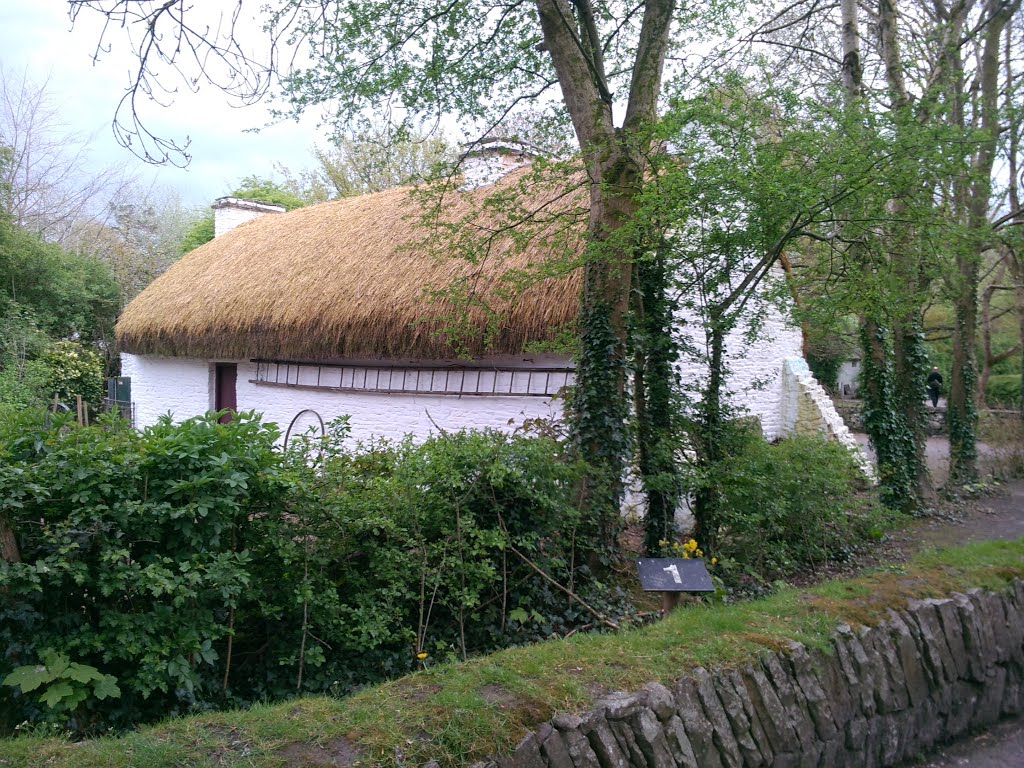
[117,174,586,360]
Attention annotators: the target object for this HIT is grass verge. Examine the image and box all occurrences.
[2,538,1022,768]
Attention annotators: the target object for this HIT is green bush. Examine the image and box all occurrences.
[705,433,881,580]
[986,374,1021,408]
[40,341,105,406]
[0,411,609,734]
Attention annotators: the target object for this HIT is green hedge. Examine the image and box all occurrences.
[986,374,1022,408]
[708,434,882,580]
[0,411,608,734]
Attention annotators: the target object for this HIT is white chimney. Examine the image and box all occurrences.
[212,197,286,237]
[459,138,539,191]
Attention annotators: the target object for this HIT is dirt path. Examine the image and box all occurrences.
[851,433,1004,489]
[850,431,1024,557]
[904,479,1024,549]
[915,715,1024,767]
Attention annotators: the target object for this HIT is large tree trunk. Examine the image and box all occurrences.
[848,1,919,507]
[949,0,1019,483]
[876,0,937,506]
[1007,21,1024,420]
[536,0,674,539]
[977,262,1021,405]
[0,515,19,564]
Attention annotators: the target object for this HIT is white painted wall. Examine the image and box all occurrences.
[121,353,566,444]
[212,197,286,237]
[121,354,212,429]
[123,303,802,443]
[672,305,804,440]
[782,357,875,480]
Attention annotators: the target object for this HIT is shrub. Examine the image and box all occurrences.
[703,433,881,580]
[40,341,105,406]
[0,411,284,731]
[986,374,1021,408]
[247,425,608,697]
[0,412,610,733]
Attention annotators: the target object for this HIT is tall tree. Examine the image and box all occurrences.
[69,0,687,530]
[947,0,1020,483]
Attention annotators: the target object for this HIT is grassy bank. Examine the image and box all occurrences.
[2,538,1022,768]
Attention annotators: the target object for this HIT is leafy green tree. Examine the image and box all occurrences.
[180,176,307,254]
[179,213,214,255]
[635,75,885,545]
[70,0,708,534]
[300,123,453,200]
[0,214,118,345]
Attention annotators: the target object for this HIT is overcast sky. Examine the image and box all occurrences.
[0,2,324,207]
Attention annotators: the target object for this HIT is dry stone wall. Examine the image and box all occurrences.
[463,583,1024,768]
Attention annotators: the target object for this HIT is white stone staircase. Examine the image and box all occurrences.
[782,357,876,482]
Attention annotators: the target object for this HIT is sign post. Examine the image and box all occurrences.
[636,558,715,614]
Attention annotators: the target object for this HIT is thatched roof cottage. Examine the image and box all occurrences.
[118,150,849,455]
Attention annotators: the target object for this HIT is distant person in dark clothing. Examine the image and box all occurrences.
[927,367,943,407]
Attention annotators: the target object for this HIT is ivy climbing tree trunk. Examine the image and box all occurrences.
[949,0,1019,484]
[845,0,923,508]
[874,0,935,508]
[536,0,675,540]
[634,242,680,554]
[1007,20,1024,420]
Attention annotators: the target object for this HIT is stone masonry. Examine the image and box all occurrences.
[461,582,1024,768]
[783,357,875,481]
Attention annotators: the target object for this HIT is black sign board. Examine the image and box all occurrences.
[636,558,714,593]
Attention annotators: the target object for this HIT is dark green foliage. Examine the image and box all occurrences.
[633,249,683,554]
[806,352,842,392]
[0,216,118,344]
[986,374,1022,407]
[179,214,214,255]
[859,324,920,510]
[570,300,630,547]
[0,215,118,417]
[0,412,611,734]
[708,433,880,581]
[180,177,308,254]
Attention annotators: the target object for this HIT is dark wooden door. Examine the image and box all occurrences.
[214,363,237,423]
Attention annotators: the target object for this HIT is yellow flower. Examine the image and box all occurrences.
[682,552,690,559]
[416,652,428,660]
[695,549,704,558]
[711,557,718,565]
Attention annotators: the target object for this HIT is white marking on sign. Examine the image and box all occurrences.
[663,563,682,584]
